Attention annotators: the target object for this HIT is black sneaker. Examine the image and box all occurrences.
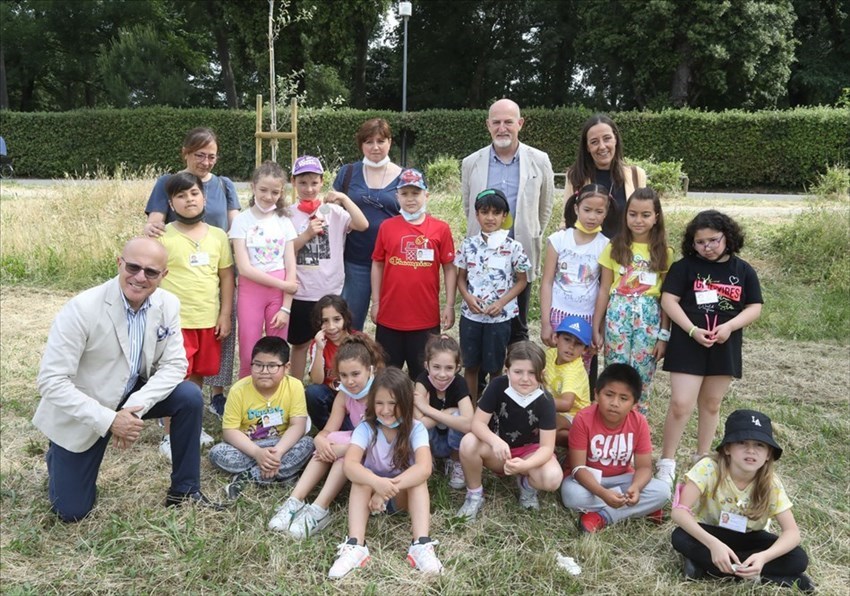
[683,557,706,580]
[760,573,815,592]
[208,393,226,418]
[165,490,226,510]
[224,471,251,500]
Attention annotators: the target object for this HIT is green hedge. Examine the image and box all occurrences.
[1,106,847,189]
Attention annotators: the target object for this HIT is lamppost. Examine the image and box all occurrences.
[399,1,412,167]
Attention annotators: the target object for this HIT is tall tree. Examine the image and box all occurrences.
[788,0,850,106]
[574,0,797,110]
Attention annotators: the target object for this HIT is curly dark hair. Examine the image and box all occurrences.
[681,210,745,258]
[311,294,353,337]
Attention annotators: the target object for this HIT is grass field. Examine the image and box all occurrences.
[1,178,848,594]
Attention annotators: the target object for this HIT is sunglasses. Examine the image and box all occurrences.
[121,258,164,280]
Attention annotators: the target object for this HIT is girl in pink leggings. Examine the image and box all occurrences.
[229,161,298,379]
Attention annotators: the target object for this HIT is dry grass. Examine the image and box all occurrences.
[1,182,849,593]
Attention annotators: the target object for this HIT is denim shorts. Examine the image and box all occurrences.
[459,316,511,373]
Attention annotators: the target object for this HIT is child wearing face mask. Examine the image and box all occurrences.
[268,335,385,538]
[370,169,457,380]
[287,156,368,381]
[228,161,298,380]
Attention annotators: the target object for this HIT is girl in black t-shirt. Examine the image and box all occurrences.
[455,341,562,521]
[655,211,763,488]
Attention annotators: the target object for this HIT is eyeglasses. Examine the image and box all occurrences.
[121,258,164,279]
[251,362,284,373]
[694,235,725,249]
[193,152,218,163]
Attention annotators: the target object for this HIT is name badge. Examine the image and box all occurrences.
[488,256,508,270]
[190,252,210,266]
[263,411,283,427]
[638,271,657,286]
[565,261,580,278]
[246,230,266,248]
[719,510,748,533]
[417,248,435,262]
[695,290,719,305]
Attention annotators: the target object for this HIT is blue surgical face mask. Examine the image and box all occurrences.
[339,374,374,401]
[377,418,400,429]
[400,205,426,222]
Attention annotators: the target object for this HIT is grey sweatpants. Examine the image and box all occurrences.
[560,472,670,524]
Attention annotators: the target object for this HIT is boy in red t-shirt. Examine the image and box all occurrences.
[370,168,456,379]
[560,363,671,532]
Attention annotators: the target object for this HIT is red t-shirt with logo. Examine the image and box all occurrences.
[566,403,653,477]
[372,215,455,331]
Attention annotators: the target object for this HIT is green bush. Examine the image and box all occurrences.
[628,156,685,198]
[425,154,461,194]
[1,106,847,189]
[809,163,850,200]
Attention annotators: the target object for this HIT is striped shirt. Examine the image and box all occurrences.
[120,293,151,398]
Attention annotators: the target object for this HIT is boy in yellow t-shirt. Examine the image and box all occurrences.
[544,316,592,447]
[209,337,314,500]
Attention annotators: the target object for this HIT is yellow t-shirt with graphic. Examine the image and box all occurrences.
[543,348,590,420]
[598,242,673,298]
[685,457,792,532]
[222,375,308,440]
[159,223,233,328]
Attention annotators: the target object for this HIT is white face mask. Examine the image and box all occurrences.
[485,229,509,249]
[401,206,427,222]
[255,203,277,214]
[362,156,391,168]
[504,383,544,408]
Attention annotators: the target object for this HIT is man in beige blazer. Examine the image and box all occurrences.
[461,98,555,344]
[33,237,219,521]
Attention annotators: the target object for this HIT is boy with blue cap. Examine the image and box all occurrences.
[544,315,592,446]
[371,169,457,380]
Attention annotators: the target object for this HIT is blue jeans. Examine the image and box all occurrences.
[305,383,354,432]
[428,421,464,459]
[341,260,373,332]
[46,380,203,522]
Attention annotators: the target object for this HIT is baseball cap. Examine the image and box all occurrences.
[292,155,324,177]
[555,316,592,347]
[396,168,428,190]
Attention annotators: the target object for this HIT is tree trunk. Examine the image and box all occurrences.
[351,26,369,109]
[670,40,691,107]
[0,43,8,110]
[209,0,238,108]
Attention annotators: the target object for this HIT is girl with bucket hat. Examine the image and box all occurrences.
[670,409,813,591]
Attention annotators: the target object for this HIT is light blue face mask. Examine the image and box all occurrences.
[400,206,426,222]
[339,375,374,401]
[377,418,401,429]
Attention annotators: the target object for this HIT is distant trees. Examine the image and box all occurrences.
[0,0,846,112]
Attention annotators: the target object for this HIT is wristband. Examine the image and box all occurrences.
[688,325,697,338]
[279,306,291,314]
[657,328,671,342]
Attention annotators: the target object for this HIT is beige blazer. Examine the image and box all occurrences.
[461,142,555,281]
[33,277,188,453]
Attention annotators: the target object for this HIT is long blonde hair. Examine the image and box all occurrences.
[713,450,776,521]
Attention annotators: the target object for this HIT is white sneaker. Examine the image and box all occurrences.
[159,435,172,462]
[448,460,466,490]
[655,458,677,489]
[456,490,485,521]
[516,476,539,510]
[407,539,443,574]
[288,503,332,539]
[268,496,305,532]
[328,539,370,579]
[199,429,215,447]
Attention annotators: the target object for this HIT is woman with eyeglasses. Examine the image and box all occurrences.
[564,114,647,238]
[143,128,241,447]
[332,118,402,331]
[654,210,763,489]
